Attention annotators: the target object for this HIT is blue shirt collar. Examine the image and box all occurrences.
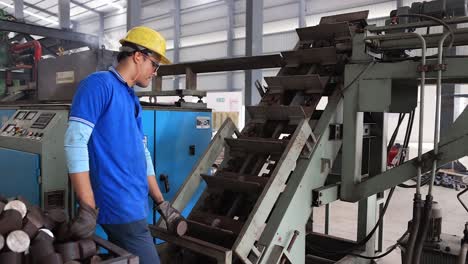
[109,66,128,85]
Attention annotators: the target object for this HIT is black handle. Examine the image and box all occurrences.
[159,174,170,193]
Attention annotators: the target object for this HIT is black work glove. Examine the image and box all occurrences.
[156,201,187,236]
[69,202,98,240]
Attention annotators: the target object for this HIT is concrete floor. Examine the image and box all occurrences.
[312,182,468,263]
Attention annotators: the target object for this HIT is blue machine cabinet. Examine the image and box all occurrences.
[0,147,40,204]
[143,107,211,223]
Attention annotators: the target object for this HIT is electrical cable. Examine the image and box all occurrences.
[308,105,415,259]
[339,61,375,97]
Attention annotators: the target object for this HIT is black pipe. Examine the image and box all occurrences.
[412,195,433,264]
[403,193,422,264]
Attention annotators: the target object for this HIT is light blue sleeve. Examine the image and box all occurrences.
[64,120,92,173]
[144,144,156,176]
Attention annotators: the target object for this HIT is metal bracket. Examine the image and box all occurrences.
[312,183,340,207]
[329,123,343,140]
[418,63,447,72]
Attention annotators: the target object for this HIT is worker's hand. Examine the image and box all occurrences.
[69,202,98,239]
[156,201,187,237]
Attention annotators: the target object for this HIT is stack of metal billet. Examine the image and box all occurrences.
[0,195,137,264]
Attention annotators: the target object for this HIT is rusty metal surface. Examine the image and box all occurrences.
[296,23,352,42]
[201,173,267,193]
[0,251,22,264]
[157,54,283,76]
[37,253,63,264]
[282,47,338,66]
[55,241,81,262]
[30,240,55,260]
[0,209,23,235]
[78,239,97,259]
[319,10,369,25]
[265,75,329,94]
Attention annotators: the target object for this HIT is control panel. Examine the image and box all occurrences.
[0,110,56,141]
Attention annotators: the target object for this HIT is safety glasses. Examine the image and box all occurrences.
[142,53,160,73]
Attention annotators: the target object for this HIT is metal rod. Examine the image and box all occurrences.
[414,32,427,195]
[325,204,330,235]
[457,242,468,264]
[367,15,468,32]
[428,31,452,196]
[401,30,426,264]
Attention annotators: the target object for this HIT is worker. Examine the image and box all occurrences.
[64,26,184,264]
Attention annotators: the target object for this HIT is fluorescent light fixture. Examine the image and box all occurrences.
[0,1,59,25]
[102,0,124,11]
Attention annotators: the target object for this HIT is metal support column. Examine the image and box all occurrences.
[173,0,181,90]
[99,14,105,47]
[299,0,306,28]
[58,0,71,29]
[397,0,404,8]
[244,0,263,121]
[226,0,235,90]
[357,112,387,260]
[126,0,141,31]
[13,0,24,21]
[357,195,377,262]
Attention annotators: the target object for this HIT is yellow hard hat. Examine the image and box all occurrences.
[119,26,171,64]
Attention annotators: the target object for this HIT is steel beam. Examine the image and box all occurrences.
[245,0,263,112]
[156,55,283,76]
[13,0,24,21]
[23,2,56,19]
[126,0,141,31]
[226,0,235,90]
[0,20,99,49]
[173,0,181,90]
[58,0,71,29]
[99,14,105,47]
[299,0,306,28]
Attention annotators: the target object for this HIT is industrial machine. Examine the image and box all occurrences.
[148,1,468,263]
[0,105,69,212]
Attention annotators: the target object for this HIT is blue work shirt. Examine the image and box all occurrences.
[69,67,148,224]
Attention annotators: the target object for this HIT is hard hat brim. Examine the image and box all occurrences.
[119,37,171,64]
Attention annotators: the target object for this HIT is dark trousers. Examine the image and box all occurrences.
[102,219,160,264]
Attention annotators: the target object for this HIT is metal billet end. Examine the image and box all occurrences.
[0,234,4,250]
[6,230,30,253]
[172,217,188,237]
[4,200,27,218]
[34,228,55,243]
[89,255,103,263]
